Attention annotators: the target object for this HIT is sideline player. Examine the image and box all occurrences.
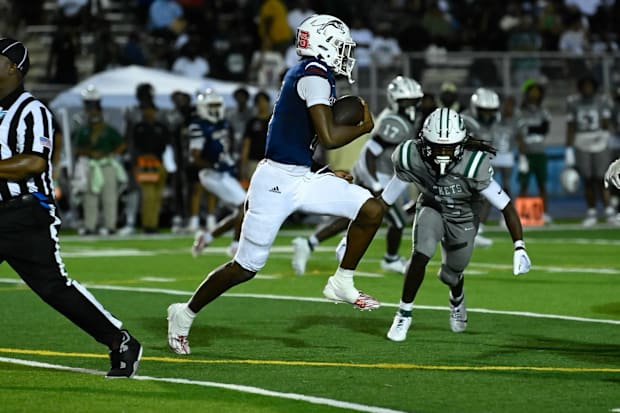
[565,75,614,226]
[292,75,423,275]
[380,108,531,342]
[0,37,141,377]
[605,158,620,189]
[167,15,386,354]
[461,87,501,247]
[189,88,245,257]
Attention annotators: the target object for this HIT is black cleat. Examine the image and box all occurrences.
[106,330,143,378]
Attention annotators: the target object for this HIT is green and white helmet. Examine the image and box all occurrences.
[470,87,500,125]
[419,107,467,175]
[387,76,423,123]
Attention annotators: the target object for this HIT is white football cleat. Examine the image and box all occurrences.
[381,256,408,274]
[292,237,311,275]
[322,276,380,311]
[387,311,412,342]
[474,233,493,248]
[191,230,208,257]
[449,292,468,333]
[582,209,598,227]
[167,303,192,355]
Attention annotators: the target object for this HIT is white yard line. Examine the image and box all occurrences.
[0,356,409,413]
[1,278,615,326]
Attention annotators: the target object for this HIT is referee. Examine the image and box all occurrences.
[0,38,142,377]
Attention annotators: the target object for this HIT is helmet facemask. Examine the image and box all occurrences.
[397,98,421,123]
[196,90,225,123]
[420,138,465,175]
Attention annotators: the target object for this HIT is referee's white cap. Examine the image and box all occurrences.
[0,38,30,77]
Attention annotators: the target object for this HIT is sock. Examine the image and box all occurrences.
[331,267,357,302]
[183,303,196,318]
[450,290,464,306]
[399,300,413,317]
[308,235,319,251]
[384,253,399,262]
[586,208,597,217]
[203,232,214,244]
[333,267,354,281]
[189,215,199,228]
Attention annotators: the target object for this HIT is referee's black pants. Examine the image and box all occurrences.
[0,196,124,349]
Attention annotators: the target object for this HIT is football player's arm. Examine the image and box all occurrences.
[565,103,576,166]
[381,174,416,206]
[480,179,531,275]
[356,140,383,193]
[299,76,373,149]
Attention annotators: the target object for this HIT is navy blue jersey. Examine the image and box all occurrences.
[188,117,236,173]
[264,57,336,166]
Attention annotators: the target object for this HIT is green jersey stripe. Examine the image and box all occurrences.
[466,151,485,179]
[400,140,412,170]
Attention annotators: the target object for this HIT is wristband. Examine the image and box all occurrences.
[514,240,525,250]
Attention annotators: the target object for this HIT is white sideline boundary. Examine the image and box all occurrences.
[0,356,409,413]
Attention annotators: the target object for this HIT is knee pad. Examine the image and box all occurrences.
[437,264,463,287]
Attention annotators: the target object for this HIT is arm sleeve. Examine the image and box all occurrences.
[296,75,332,107]
[480,179,511,210]
[188,123,206,151]
[381,174,415,205]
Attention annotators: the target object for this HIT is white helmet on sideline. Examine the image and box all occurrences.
[470,87,500,125]
[81,84,101,102]
[387,76,424,122]
[295,14,356,83]
[419,107,467,175]
[196,89,225,123]
[560,167,580,194]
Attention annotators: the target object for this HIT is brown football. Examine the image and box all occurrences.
[332,95,364,125]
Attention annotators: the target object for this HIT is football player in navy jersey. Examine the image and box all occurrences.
[166,14,386,355]
[188,89,245,258]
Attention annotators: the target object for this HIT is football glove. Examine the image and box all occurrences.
[564,147,575,167]
[513,240,531,276]
[604,158,620,189]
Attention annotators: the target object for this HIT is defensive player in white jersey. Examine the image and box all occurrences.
[292,75,423,275]
[166,14,387,355]
[565,75,614,226]
[380,108,531,342]
[461,88,501,247]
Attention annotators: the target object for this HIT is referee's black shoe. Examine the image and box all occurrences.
[106,330,143,378]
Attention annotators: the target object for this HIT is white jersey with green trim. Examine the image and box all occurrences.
[392,139,494,223]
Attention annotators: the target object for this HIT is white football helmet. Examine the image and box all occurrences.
[470,87,500,125]
[296,14,356,83]
[196,89,225,123]
[81,84,101,102]
[387,76,424,123]
[560,167,580,194]
[419,107,467,175]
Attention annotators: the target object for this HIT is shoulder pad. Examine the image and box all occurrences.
[462,150,493,182]
[375,114,412,144]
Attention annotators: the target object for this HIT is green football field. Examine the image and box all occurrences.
[0,223,619,413]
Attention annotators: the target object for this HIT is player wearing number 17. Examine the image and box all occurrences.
[379,108,532,342]
[166,14,386,354]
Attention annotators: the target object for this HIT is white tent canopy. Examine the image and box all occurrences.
[49,65,274,174]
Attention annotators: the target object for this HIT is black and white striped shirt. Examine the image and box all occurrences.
[0,85,55,201]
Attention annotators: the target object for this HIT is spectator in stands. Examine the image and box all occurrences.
[538,1,564,50]
[420,0,456,48]
[249,38,287,88]
[73,86,127,236]
[517,80,553,224]
[559,7,590,77]
[507,13,543,87]
[287,0,315,33]
[131,104,172,234]
[370,23,402,69]
[258,0,292,54]
[148,0,186,40]
[46,26,79,84]
[565,74,614,226]
[240,91,271,184]
[226,87,253,163]
[93,19,123,73]
[172,36,210,79]
[121,32,148,66]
